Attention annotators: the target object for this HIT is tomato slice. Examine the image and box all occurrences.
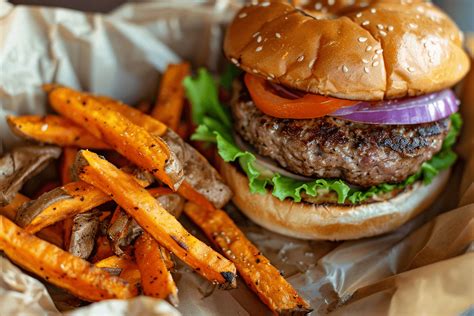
[244,73,358,119]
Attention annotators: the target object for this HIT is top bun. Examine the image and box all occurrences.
[224,0,470,100]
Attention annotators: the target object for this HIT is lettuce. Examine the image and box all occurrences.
[186,68,462,204]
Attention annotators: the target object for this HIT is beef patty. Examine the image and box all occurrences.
[232,80,450,187]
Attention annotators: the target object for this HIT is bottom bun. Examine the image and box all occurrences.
[218,159,450,240]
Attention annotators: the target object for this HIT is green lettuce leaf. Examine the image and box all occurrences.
[185,68,462,204]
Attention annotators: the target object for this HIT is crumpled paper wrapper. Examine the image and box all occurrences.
[1,1,473,315]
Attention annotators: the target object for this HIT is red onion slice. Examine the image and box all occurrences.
[331,89,459,125]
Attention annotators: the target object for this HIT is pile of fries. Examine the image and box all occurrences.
[0,63,311,314]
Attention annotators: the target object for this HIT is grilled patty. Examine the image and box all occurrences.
[232,80,450,187]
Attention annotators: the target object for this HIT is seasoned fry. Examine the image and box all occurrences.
[95,255,141,289]
[17,167,154,234]
[48,87,182,189]
[135,233,179,306]
[0,192,29,220]
[60,147,79,185]
[95,96,168,137]
[0,216,137,301]
[184,202,312,315]
[151,63,190,131]
[0,193,63,247]
[9,116,230,209]
[6,115,109,149]
[60,147,78,249]
[76,150,237,287]
[0,145,61,206]
[91,235,114,263]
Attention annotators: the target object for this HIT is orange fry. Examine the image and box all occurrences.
[151,63,190,131]
[6,115,109,149]
[19,168,154,234]
[76,150,236,287]
[135,233,179,306]
[60,147,78,249]
[48,87,178,189]
[0,193,62,247]
[0,216,137,301]
[184,202,312,314]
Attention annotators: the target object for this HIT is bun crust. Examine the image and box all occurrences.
[218,160,450,240]
[224,0,470,100]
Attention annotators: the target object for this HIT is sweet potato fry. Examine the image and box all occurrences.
[76,150,236,287]
[151,63,190,131]
[6,115,109,149]
[184,202,312,315]
[0,192,29,220]
[0,193,63,247]
[95,96,168,137]
[91,235,114,263]
[60,147,78,248]
[95,255,141,289]
[0,215,137,301]
[60,147,78,185]
[17,167,154,234]
[47,87,182,189]
[135,233,179,306]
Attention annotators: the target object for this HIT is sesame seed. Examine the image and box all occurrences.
[362,58,369,64]
[409,23,418,29]
[314,2,322,10]
[376,48,383,54]
[342,65,349,73]
[269,73,275,78]
[266,76,272,80]
[41,124,48,131]
[261,1,270,7]
[364,67,370,73]
[372,61,379,67]
[252,69,258,73]
[370,8,377,14]
[407,66,415,72]
[366,45,373,51]
[388,25,394,31]
[252,32,260,38]
[362,20,370,26]
[231,58,238,65]
[238,13,247,18]
[377,24,384,30]
[372,54,379,60]
[328,0,335,5]
[257,36,262,43]
[379,30,387,36]
[308,59,316,69]
[256,46,263,52]
[356,12,362,18]
[358,37,368,43]
[297,55,305,62]
[275,32,281,38]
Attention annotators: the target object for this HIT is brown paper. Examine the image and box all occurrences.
[1,1,473,315]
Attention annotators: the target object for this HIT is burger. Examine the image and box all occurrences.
[185,0,470,240]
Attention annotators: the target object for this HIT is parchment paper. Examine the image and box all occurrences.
[1,1,473,315]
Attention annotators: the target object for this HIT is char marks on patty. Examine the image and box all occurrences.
[231,79,450,188]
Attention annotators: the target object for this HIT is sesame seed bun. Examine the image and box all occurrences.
[224,0,470,101]
[218,158,450,240]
